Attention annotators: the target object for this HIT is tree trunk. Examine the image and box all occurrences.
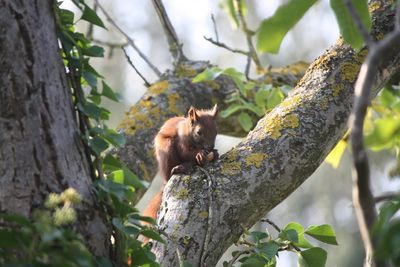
[0,0,110,256]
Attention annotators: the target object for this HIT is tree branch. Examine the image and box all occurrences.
[93,0,161,77]
[349,3,400,266]
[151,0,187,63]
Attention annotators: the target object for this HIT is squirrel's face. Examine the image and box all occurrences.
[188,105,218,151]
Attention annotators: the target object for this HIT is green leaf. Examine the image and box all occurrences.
[298,247,327,267]
[102,81,121,102]
[82,45,104,57]
[267,87,285,110]
[83,70,98,88]
[59,9,75,25]
[305,224,338,245]
[89,136,109,155]
[192,67,223,83]
[140,229,165,243]
[279,229,298,243]
[78,101,101,119]
[102,129,126,147]
[112,218,140,236]
[109,167,147,189]
[257,0,318,53]
[256,242,279,260]
[128,213,157,225]
[250,231,269,243]
[102,154,123,171]
[222,68,246,95]
[220,104,243,118]
[241,255,267,267]
[330,0,371,50]
[365,117,400,150]
[325,139,347,169]
[255,87,270,108]
[242,102,264,117]
[284,222,314,249]
[238,112,253,132]
[81,4,106,29]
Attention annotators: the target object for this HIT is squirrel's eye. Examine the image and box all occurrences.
[197,129,203,136]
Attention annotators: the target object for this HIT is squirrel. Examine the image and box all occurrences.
[142,105,219,222]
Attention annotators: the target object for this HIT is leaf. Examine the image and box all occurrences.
[102,81,120,102]
[305,224,338,245]
[222,68,246,94]
[82,45,104,57]
[241,255,267,267]
[89,136,109,155]
[192,67,223,83]
[112,218,140,236]
[81,4,106,29]
[330,0,371,50]
[279,229,298,243]
[257,242,279,260]
[78,101,102,119]
[257,0,318,53]
[298,247,327,267]
[238,112,253,132]
[59,9,75,25]
[109,167,147,189]
[325,139,347,169]
[255,88,270,108]
[128,213,157,225]
[140,229,165,243]
[102,154,123,171]
[220,104,243,118]
[83,70,98,88]
[266,87,285,110]
[365,117,400,150]
[250,231,269,243]
[102,129,126,147]
[284,222,314,249]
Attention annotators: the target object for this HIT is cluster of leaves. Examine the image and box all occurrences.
[193,67,290,131]
[373,196,400,266]
[54,1,162,266]
[224,221,338,267]
[0,189,96,267]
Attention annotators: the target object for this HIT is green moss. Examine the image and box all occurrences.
[245,153,268,168]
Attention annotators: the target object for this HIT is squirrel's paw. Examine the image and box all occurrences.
[196,150,208,166]
[170,164,187,176]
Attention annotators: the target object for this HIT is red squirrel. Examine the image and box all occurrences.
[142,105,219,222]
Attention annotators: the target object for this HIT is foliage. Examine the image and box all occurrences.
[223,221,338,267]
[0,189,100,267]
[193,67,290,131]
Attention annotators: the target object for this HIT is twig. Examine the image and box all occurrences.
[93,0,161,77]
[211,14,219,42]
[122,47,151,87]
[198,166,215,266]
[344,0,374,46]
[226,250,250,267]
[374,192,399,203]
[151,0,187,63]
[350,5,400,266]
[203,36,249,56]
[262,218,281,232]
[233,0,263,77]
[91,38,127,49]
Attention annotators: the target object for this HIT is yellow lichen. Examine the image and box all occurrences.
[204,80,221,90]
[182,236,191,245]
[167,93,181,115]
[356,48,369,63]
[376,32,385,41]
[340,61,360,82]
[220,162,241,175]
[176,188,188,199]
[198,211,209,219]
[320,97,329,110]
[368,1,381,13]
[148,80,169,95]
[264,113,299,140]
[175,64,198,78]
[312,50,338,70]
[331,84,343,97]
[182,175,191,185]
[280,95,302,112]
[245,153,268,168]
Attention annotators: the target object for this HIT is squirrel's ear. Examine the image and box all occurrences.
[188,106,198,123]
[211,104,218,117]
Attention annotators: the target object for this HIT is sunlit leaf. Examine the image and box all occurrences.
[238,112,253,132]
[325,139,347,169]
[305,224,338,245]
[298,247,327,267]
[192,67,223,83]
[330,0,371,49]
[284,222,314,249]
[81,4,106,29]
[257,0,318,53]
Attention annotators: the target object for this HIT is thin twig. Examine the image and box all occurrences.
[93,0,161,77]
[91,38,127,49]
[211,14,219,42]
[151,0,187,63]
[374,192,399,203]
[233,0,263,77]
[226,250,250,267]
[122,47,151,87]
[344,0,374,46]
[350,5,400,266]
[261,218,301,252]
[203,36,249,56]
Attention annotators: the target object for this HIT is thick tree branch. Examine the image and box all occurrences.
[147,1,400,265]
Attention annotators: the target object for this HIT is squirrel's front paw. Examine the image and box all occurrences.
[170,164,187,176]
[207,149,219,162]
[196,150,208,166]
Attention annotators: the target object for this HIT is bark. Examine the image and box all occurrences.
[0,0,109,256]
[147,1,399,265]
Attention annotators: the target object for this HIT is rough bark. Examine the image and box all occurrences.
[0,0,109,256]
[147,1,399,265]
